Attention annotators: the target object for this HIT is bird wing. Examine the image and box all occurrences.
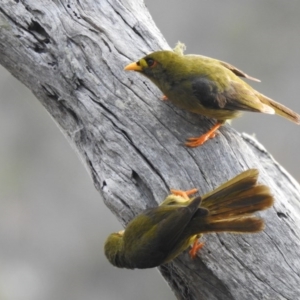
[224,81,275,113]
[144,197,204,259]
[218,60,261,82]
[191,77,274,114]
[122,198,208,268]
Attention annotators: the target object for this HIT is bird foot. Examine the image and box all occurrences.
[161,95,168,101]
[170,188,198,200]
[185,122,222,147]
[189,239,204,259]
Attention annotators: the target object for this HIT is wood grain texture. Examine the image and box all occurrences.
[1,1,300,299]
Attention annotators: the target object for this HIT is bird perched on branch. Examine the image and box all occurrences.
[124,43,300,147]
[104,169,273,269]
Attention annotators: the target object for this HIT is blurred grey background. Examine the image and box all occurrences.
[0,1,299,299]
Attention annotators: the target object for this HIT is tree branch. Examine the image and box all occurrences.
[1,1,300,299]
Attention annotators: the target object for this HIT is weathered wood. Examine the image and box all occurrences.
[1,1,300,299]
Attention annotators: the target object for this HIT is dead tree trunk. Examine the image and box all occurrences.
[1,1,300,299]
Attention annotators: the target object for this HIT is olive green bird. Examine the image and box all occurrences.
[124,44,300,147]
[104,169,274,269]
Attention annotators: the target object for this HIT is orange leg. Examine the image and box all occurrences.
[185,122,223,148]
[189,239,205,259]
[170,188,198,200]
[161,95,168,101]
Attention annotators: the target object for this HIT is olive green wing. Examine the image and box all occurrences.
[218,60,261,82]
[142,197,206,260]
[121,198,205,268]
[191,76,275,114]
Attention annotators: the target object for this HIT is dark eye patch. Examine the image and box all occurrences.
[145,57,155,67]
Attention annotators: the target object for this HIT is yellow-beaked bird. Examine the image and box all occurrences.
[125,43,300,147]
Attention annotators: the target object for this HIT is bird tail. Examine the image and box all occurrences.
[193,216,264,233]
[258,93,300,124]
[191,169,274,234]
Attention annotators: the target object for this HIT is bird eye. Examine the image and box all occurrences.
[145,58,156,68]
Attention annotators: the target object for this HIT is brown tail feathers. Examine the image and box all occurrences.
[192,169,274,234]
[258,93,300,124]
[196,216,264,234]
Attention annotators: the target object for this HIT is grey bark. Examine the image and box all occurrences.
[1,1,300,299]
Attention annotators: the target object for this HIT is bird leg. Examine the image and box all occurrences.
[185,122,223,147]
[189,237,204,259]
[161,95,168,101]
[170,188,198,200]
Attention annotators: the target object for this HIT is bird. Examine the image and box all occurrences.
[124,43,300,147]
[104,169,274,269]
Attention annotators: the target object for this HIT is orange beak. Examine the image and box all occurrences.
[124,62,143,71]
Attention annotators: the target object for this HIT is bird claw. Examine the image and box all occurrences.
[189,239,204,259]
[185,134,211,147]
[209,132,217,139]
[185,122,222,147]
[170,188,198,200]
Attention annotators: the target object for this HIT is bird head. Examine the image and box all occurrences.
[104,230,126,268]
[124,51,179,83]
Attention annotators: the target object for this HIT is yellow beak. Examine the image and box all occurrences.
[124,62,143,71]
